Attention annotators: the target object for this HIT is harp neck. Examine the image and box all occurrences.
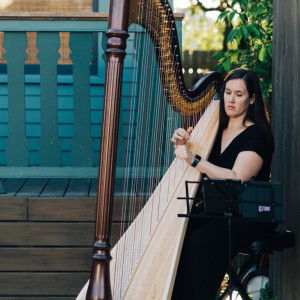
[135,0,223,115]
[105,0,223,115]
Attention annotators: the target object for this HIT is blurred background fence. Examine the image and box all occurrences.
[182,50,218,88]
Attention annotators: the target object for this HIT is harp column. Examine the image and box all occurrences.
[86,0,130,299]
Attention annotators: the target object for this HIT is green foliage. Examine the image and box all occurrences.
[258,282,279,300]
[182,5,225,52]
[213,0,273,105]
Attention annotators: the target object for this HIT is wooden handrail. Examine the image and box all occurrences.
[0,12,109,20]
[0,11,184,21]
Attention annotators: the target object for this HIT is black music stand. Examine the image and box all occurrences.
[202,178,243,299]
[178,178,282,300]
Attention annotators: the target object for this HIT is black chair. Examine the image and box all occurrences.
[218,229,295,300]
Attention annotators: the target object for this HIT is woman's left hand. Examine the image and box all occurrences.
[174,145,194,165]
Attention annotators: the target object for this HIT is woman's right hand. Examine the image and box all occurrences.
[171,127,193,147]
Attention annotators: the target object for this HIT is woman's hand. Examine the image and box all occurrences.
[174,145,194,165]
[171,127,193,147]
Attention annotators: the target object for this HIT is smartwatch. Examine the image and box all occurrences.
[191,154,201,167]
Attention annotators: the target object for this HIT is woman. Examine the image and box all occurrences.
[171,68,276,299]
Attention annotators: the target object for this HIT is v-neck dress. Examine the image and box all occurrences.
[208,124,272,181]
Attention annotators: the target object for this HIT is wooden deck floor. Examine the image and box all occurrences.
[0,178,98,198]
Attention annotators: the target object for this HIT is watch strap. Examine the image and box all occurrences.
[191,154,201,167]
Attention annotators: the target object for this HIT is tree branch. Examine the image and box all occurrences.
[196,0,227,12]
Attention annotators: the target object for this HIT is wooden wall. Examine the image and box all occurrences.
[271,0,300,299]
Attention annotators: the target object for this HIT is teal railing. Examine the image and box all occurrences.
[0,12,183,179]
[0,13,109,177]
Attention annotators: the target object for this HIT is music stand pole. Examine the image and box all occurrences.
[225,211,233,300]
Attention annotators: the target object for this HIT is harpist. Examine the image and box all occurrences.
[171,68,277,299]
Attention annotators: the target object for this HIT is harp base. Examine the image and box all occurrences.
[86,241,112,300]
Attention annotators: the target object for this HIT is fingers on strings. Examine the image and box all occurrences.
[171,128,192,144]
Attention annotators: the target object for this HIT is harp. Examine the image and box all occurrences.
[77,0,223,299]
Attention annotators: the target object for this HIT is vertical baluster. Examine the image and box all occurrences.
[70,32,94,167]
[36,32,61,166]
[4,32,29,166]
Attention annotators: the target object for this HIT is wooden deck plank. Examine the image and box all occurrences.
[28,196,145,222]
[0,223,119,246]
[0,198,27,220]
[64,178,91,197]
[0,273,89,296]
[28,197,96,221]
[0,248,91,271]
[40,178,70,197]
[112,197,147,222]
[0,222,94,246]
[1,178,27,197]
[16,178,48,197]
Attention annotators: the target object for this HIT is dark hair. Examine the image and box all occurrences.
[219,68,274,152]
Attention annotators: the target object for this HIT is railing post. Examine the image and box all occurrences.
[70,32,94,167]
[37,32,61,166]
[4,32,29,166]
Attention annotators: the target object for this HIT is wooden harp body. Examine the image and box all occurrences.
[77,0,223,299]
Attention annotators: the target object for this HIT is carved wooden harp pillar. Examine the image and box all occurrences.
[86,0,131,299]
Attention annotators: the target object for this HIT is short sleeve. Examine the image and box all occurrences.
[239,126,270,161]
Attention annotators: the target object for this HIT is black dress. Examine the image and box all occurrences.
[172,125,277,300]
[209,124,272,182]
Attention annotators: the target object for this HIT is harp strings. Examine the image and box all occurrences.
[111,1,164,296]
[112,5,175,299]
[111,0,210,298]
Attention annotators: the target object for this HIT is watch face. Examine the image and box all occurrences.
[195,154,201,161]
[192,155,201,167]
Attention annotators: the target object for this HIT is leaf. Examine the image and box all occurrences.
[253,66,269,74]
[222,58,232,72]
[240,26,249,41]
[234,28,242,45]
[240,0,248,11]
[227,29,236,44]
[247,24,261,38]
[232,0,240,8]
[212,52,224,60]
[235,27,242,39]
[230,51,239,63]
[215,64,224,73]
[258,46,267,61]
[217,11,230,22]
[229,12,236,23]
[257,5,263,15]
[268,43,272,56]
[239,13,245,22]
